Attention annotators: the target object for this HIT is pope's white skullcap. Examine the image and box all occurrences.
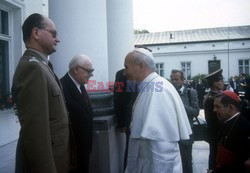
[134,48,153,59]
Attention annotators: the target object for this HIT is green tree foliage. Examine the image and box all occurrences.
[134,29,149,34]
[192,74,208,87]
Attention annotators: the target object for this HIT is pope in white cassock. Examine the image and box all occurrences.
[124,48,192,173]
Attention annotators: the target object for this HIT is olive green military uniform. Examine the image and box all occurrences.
[12,49,73,173]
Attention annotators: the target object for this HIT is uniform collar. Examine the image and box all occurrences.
[26,48,49,64]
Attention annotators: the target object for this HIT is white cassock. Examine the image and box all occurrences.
[125,72,192,173]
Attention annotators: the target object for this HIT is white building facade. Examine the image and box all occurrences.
[135,26,250,81]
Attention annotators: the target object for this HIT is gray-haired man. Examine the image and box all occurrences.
[171,69,200,173]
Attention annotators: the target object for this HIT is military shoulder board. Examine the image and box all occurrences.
[29,57,39,63]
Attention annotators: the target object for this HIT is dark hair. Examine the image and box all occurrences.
[22,13,45,43]
[171,69,185,80]
[214,94,240,110]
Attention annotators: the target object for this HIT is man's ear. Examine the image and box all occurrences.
[72,67,79,75]
[139,61,146,71]
[32,27,40,40]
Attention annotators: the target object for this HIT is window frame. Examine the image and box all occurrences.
[181,61,191,80]
[0,5,13,95]
[155,63,164,77]
[239,59,250,75]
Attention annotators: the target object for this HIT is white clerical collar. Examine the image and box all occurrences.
[68,72,81,93]
[142,72,158,83]
[179,86,184,94]
[224,112,240,123]
[137,72,159,92]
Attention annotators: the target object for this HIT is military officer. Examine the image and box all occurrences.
[12,13,75,173]
[203,69,224,170]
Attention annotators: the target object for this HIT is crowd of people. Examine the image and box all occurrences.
[12,13,250,173]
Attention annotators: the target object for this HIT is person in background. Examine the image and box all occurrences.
[239,73,247,94]
[224,82,234,92]
[114,68,138,171]
[12,13,75,172]
[240,73,246,86]
[195,79,206,108]
[60,54,94,173]
[229,75,239,95]
[171,69,200,173]
[124,48,192,173]
[203,69,224,170]
[207,90,250,173]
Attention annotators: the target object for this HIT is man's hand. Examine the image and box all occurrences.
[117,127,128,133]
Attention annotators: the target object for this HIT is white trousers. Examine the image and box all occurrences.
[125,138,182,173]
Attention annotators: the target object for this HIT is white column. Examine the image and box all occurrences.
[106,0,134,81]
[48,0,109,84]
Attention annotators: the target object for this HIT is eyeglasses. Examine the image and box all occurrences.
[42,29,57,38]
[77,66,94,74]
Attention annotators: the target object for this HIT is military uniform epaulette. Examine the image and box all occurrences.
[28,57,39,63]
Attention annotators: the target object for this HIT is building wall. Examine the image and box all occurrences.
[49,0,134,84]
[49,0,110,84]
[106,0,134,81]
[149,40,250,80]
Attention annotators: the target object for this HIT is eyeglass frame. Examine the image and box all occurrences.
[41,28,57,38]
[77,66,94,74]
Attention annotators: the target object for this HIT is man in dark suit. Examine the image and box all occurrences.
[170,69,200,173]
[60,54,94,173]
[113,69,137,171]
[207,90,250,173]
[229,75,239,95]
[12,13,74,172]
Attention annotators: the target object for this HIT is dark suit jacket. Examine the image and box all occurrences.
[60,73,93,170]
[113,69,135,128]
[213,114,250,173]
[229,80,239,94]
[12,49,72,173]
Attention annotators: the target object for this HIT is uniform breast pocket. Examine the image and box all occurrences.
[50,86,64,117]
[53,86,62,96]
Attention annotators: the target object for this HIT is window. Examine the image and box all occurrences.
[208,60,220,74]
[0,9,10,95]
[0,10,9,35]
[239,59,250,75]
[156,63,164,77]
[181,62,191,80]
